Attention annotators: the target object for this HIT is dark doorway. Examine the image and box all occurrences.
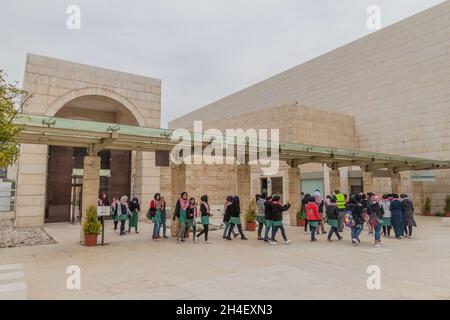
[46,146,131,223]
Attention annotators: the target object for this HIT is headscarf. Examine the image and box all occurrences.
[314,191,322,203]
[120,196,128,205]
[180,194,190,210]
[153,193,163,209]
[201,195,210,214]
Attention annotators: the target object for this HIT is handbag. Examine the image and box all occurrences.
[362,209,370,223]
[368,216,380,228]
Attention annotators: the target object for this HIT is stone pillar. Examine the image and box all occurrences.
[80,155,101,243]
[329,169,341,194]
[391,172,402,195]
[287,165,301,226]
[135,151,160,209]
[412,181,425,215]
[362,170,374,194]
[236,164,251,228]
[15,144,48,228]
[170,162,186,217]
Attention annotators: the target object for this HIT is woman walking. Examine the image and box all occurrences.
[226,196,247,240]
[325,196,342,241]
[305,195,321,242]
[110,197,120,232]
[174,192,190,243]
[263,196,273,242]
[128,197,140,234]
[197,195,213,243]
[150,193,163,240]
[390,194,404,239]
[270,196,291,245]
[315,191,326,235]
[368,194,384,247]
[401,194,417,239]
[347,194,364,245]
[256,194,266,241]
[380,194,392,237]
[188,198,198,242]
[223,196,238,239]
[117,196,131,236]
[158,196,168,239]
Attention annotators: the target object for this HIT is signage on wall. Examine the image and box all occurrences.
[97,206,111,217]
[410,171,436,182]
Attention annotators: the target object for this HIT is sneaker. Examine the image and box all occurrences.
[374,243,380,248]
[338,236,343,241]
[226,237,232,241]
[264,239,270,243]
[163,236,169,239]
[269,241,279,245]
[257,237,264,241]
[284,240,291,245]
[311,238,317,242]
[352,238,360,245]
[241,237,248,240]
[233,233,239,238]
[327,239,333,242]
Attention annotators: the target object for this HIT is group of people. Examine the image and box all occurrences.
[105,188,417,248]
[298,190,417,247]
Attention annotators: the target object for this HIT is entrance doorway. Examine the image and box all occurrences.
[45,146,131,223]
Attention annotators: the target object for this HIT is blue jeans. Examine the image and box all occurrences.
[351,224,363,242]
[153,221,160,238]
[374,223,382,242]
[310,226,317,240]
[158,218,167,237]
[264,225,272,241]
[272,225,288,241]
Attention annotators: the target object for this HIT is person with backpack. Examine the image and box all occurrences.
[269,196,291,245]
[335,190,346,232]
[346,194,364,245]
[368,194,384,247]
[325,196,342,241]
[305,195,321,242]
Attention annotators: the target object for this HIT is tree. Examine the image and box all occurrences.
[0,70,32,167]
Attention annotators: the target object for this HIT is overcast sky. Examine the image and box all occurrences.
[0,0,445,127]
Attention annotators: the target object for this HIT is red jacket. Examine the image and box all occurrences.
[305,202,321,221]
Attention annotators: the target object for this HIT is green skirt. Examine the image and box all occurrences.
[327,219,338,228]
[179,209,187,224]
[272,220,283,227]
[201,215,209,225]
[187,219,194,229]
[160,211,167,224]
[129,211,139,228]
[381,217,391,226]
[256,216,266,224]
[309,221,319,227]
[152,209,162,224]
[229,217,241,225]
[265,220,273,227]
[118,214,128,221]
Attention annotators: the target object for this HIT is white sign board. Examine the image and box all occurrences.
[97,206,111,217]
[410,171,436,182]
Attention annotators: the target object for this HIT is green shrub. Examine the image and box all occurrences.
[422,196,432,214]
[83,205,102,235]
[245,199,257,224]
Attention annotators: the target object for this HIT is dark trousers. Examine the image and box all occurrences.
[257,222,264,238]
[114,221,118,230]
[327,227,341,240]
[382,225,392,236]
[227,223,245,239]
[304,219,309,232]
[404,226,413,237]
[272,225,288,241]
[197,224,209,241]
[310,226,317,240]
[120,220,126,235]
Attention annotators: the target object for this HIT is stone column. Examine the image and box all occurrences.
[15,144,48,228]
[135,151,160,209]
[412,181,425,215]
[80,155,101,243]
[170,162,186,217]
[236,164,251,229]
[287,165,301,226]
[362,169,374,194]
[329,169,342,194]
[391,172,402,195]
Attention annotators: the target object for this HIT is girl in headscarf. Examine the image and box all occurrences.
[117,196,131,236]
[381,194,392,237]
[223,196,238,238]
[401,194,417,239]
[150,193,163,240]
[225,196,247,240]
[110,196,120,232]
[128,197,140,234]
[188,198,198,242]
[314,191,326,235]
[390,194,404,239]
[197,195,213,243]
[159,196,168,239]
[174,192,190,243]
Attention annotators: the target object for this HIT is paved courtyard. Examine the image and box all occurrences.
[0,216,449,300]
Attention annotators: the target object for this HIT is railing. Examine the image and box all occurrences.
[0,190,15,213]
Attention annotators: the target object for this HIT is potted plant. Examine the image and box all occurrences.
[297,208,306,226]
[444,195,450,217]
[83,205,102,247]
[245,199,257,231]
[422,196,432,216]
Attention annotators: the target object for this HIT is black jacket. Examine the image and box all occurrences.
[368,202,384,219]
[200,203,210,217]
[264,200,273,220]
[271,202,291,222]
[325,204,339,220]
[346,202,364,225]
[223,203,233,222]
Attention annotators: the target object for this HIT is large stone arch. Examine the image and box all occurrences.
[45,87,145,127]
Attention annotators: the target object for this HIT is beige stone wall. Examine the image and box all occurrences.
[15,54,162,227]
[169,2,450,213]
